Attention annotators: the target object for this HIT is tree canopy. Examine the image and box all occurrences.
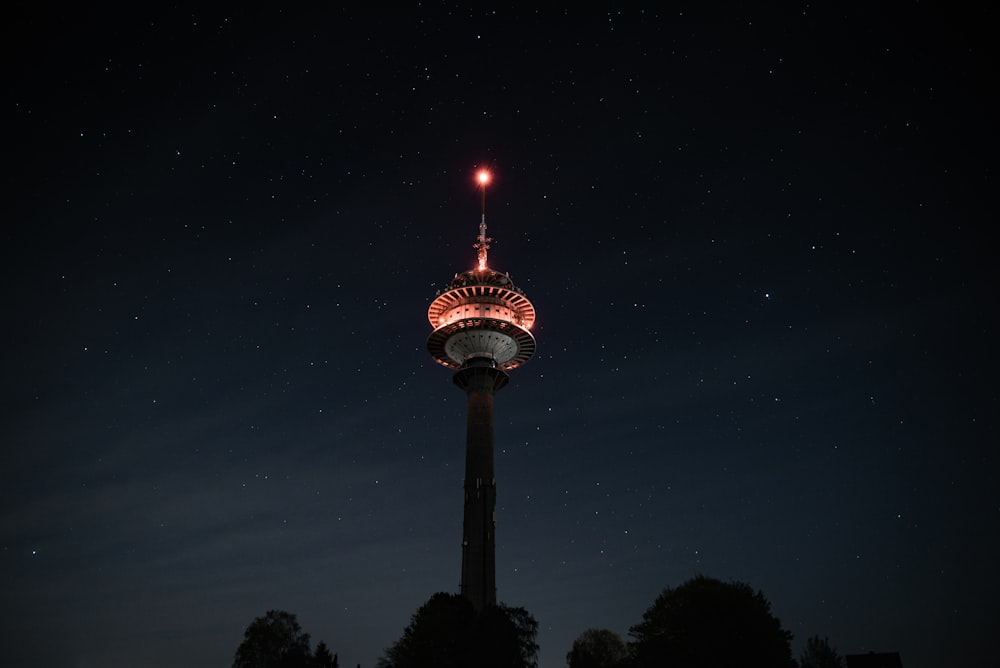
[233,609,338,668]
[380,592,539,668]
[798,635,844,668]
[566,628,628,668]
[628,575,795,668]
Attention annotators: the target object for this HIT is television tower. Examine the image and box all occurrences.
[426,169,536,611]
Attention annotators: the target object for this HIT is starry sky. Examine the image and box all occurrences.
[3,5,996,668]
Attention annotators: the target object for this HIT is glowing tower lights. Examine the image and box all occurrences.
[426,169,537,610]
[427,170,536,372]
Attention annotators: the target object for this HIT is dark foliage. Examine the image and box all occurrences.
[566,628,628,668]
[313,642,339,668]
[628,575,795,668]
[799,636,844,668]
[233,610,337,668]
[380,592,539,668]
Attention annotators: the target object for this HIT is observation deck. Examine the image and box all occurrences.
[427,267,536,370]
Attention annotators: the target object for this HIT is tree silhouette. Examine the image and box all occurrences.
[566,628,628,668]
[233,609,335,668]
[380,593,474,668]
[478,602,539,668]
[799,636,844,668]
[628,575,795,668]
[312,641,339,668]
[380,592,539,668]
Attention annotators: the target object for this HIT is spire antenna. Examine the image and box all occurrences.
[474,169,491,270]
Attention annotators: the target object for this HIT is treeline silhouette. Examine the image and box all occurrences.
[566,575,846,668]
[232,610,339,668]
[233,575,851,668]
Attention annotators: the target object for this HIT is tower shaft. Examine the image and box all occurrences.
[453,358,509,611]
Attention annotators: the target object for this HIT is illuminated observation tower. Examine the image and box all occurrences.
[426,170,536,611]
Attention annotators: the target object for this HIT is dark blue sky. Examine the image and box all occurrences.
[3,5,995,668]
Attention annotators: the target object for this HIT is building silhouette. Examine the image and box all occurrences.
[426,172,536,610]
[846,652,904,668]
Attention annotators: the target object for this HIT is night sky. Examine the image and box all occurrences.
[3,5,996,668]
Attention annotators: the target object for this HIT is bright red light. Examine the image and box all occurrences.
[477,169,491,185]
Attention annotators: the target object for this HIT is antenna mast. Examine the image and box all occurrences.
[474,170,491,270]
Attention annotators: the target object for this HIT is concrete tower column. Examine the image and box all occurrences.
[452,356,509,611]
